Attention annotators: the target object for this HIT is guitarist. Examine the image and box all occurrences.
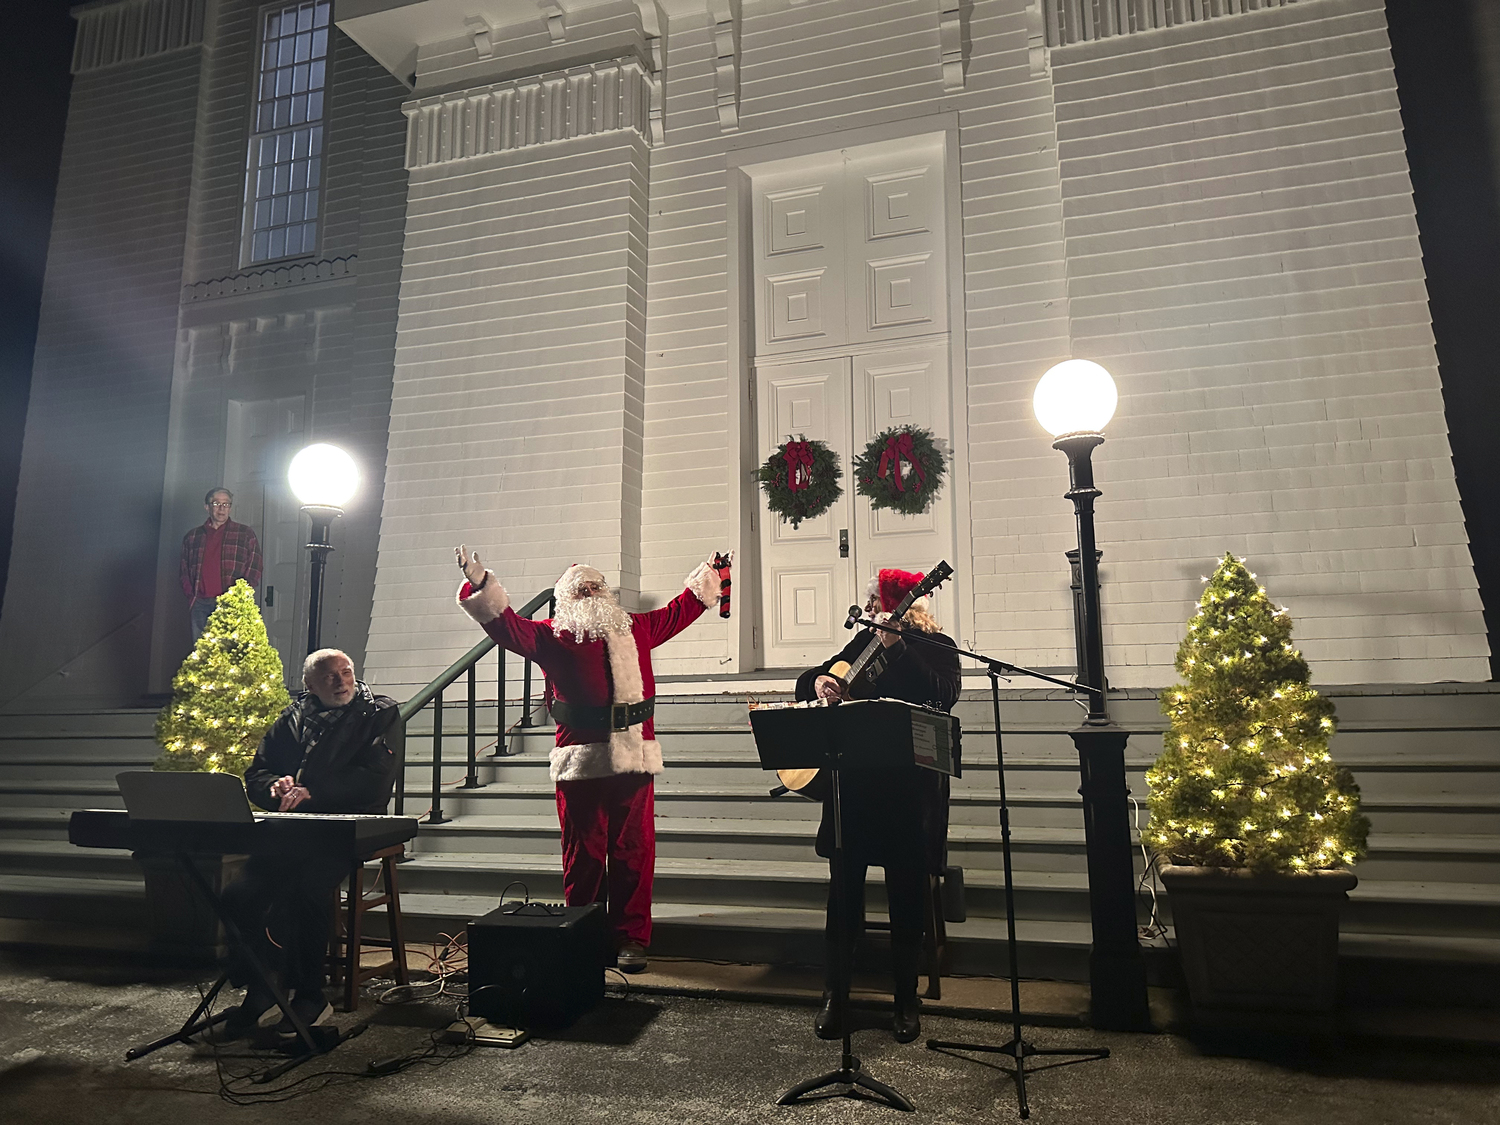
[794,569,962,1044]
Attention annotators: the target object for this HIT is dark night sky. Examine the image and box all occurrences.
[0,0,1497,663]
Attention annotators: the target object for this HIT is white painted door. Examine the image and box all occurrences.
[225,396,306,683]
[755,357,856,668]
[851,342,954,632]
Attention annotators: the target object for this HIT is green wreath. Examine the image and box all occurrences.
[757,435,843,529]
[853,426,947,516]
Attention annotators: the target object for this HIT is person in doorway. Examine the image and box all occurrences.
[219,649,402,1038]
[454,546,722,974]
[796,569,961,1043]
[179,487,263,638]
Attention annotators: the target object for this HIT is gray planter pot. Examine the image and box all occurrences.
[1160,864,1356,1033]
[134,851,247,963]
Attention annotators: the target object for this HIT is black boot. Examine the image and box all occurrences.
[892,943,921,1043]
[814,990,842,1039]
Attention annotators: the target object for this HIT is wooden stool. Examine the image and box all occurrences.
[329,843,409,1011]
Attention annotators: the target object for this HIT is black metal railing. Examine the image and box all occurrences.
[395,585,554,823]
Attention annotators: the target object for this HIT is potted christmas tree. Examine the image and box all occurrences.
[1147,554,1370,1032]
[141,581,291,960]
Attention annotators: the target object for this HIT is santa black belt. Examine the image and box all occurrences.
[550,698,655,732]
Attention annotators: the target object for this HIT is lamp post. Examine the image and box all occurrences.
[1033,360,1151,1032]
[288,442,359,656]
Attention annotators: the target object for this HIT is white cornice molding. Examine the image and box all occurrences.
[182,256,357,303]
[70,0,204,74]
[1042,0,1301,47]
[402,57,657,170]
[708,0,741,133]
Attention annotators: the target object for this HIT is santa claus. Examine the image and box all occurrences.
[454,545,722,973]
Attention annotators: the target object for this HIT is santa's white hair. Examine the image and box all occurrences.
[552,564,631,642]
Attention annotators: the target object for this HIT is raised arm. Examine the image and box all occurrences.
[636,560,721,648]
[454,544,552,662]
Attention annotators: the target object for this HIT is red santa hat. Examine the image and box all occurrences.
[867,568,930,615]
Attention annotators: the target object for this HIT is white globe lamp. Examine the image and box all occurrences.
[288,442,359,508]
[288,442,358,655]
[1032,359,1118,438]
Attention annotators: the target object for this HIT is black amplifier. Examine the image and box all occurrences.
[467,902,609,1029]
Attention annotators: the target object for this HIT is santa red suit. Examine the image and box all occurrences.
[457,557,720,960]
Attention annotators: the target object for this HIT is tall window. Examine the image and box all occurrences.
[245,1,331,264]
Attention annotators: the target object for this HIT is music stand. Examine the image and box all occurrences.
[844,617,1112,1121]
[751,699,958,1113]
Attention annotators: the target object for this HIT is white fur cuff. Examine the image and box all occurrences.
[685,561,719,609]
[457,573,510,625]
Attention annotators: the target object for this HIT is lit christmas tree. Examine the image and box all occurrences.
[1146,554,1369,873]
[155,580,292,777]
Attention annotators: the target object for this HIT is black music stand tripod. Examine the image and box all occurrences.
[850,612,1110,1121]
[776,735,915,1112]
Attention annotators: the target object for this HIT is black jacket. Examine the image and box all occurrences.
[245,683,403,815]
[795,625,962,871]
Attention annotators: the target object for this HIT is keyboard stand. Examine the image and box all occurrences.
[125,847,345,1077]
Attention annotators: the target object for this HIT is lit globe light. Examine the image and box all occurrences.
[288,443,359,508]
[1032,359,1119,438]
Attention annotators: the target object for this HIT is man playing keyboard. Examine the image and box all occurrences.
[219,649,402,1038]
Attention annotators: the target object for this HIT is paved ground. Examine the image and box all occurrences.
[0,953,1496,1124]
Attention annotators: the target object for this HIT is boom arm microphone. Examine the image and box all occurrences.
[844,605,863,630]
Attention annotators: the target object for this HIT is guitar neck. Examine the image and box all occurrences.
[843,588,921,688]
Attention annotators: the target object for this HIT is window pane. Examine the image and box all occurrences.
[253,231,270,261]
[310,125,323,153]
[257,138,274,167]
[274,99,290,128]
[257,168,274,198]
[277,132,294,162]
[308,90,324,121]
[285,225,304,256]
[313,27,327,58]
[279,36,295,66]
[309,59,325,90]
[298,4,313,32]
[290,96,306,126]
[266,13,280,37]
[254,199,271,227]
[270,195,288,226]
[315,3,329,27]
[301,222,317,250]
[292,128,309,159]
[273,164,290,195]
[296,31,311,63]
[307,156,321,188]
[291,160,307,191]
[304,194,318,220]
[269,227,287,259]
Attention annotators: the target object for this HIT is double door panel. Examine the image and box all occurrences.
[756,342,952,669]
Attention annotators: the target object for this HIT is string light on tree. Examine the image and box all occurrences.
[155,580,291,777]
[1145,554,1369,873]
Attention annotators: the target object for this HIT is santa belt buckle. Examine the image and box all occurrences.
[611,702,631,731]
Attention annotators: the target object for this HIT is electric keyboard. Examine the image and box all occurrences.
[68,809,419,858]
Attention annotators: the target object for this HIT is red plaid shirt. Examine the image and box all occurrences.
[180,518,263,599]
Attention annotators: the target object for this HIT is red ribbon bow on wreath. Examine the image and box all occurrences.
[877,432,926,493]
[783,441,814,492]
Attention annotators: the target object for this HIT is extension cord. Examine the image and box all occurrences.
[442,1017,529,1049]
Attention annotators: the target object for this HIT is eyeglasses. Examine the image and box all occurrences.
[209,501,231,508]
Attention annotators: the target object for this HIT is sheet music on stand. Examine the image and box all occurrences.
[748,698,960,777]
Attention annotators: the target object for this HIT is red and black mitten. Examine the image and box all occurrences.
[711,551,733,619]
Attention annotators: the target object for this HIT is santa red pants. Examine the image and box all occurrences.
[555,771,656,947]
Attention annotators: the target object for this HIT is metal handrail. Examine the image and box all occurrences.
[393,585,554,822]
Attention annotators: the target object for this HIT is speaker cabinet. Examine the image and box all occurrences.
[467,902,608,1029]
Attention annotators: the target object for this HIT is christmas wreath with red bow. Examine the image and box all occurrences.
[756,435,843,529]
[853,425,947,516]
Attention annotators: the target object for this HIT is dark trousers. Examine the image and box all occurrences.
[825,860,926,999]
[221,853,349,995]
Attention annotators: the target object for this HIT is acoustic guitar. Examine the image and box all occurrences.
[776,561,954,792]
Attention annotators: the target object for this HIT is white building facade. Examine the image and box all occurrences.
[0,0,1487,705]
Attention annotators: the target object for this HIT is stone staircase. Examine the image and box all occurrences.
[0,683,1496,1004]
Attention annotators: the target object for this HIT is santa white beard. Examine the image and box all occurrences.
[552,588,632,642]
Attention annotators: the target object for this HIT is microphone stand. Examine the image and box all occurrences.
[845,612,1111,1120]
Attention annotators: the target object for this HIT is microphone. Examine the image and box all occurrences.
[844,605,862,630]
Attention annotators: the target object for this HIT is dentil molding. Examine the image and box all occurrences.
[403,58,658,170]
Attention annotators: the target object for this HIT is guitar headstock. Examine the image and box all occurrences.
[914,561,953,600]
